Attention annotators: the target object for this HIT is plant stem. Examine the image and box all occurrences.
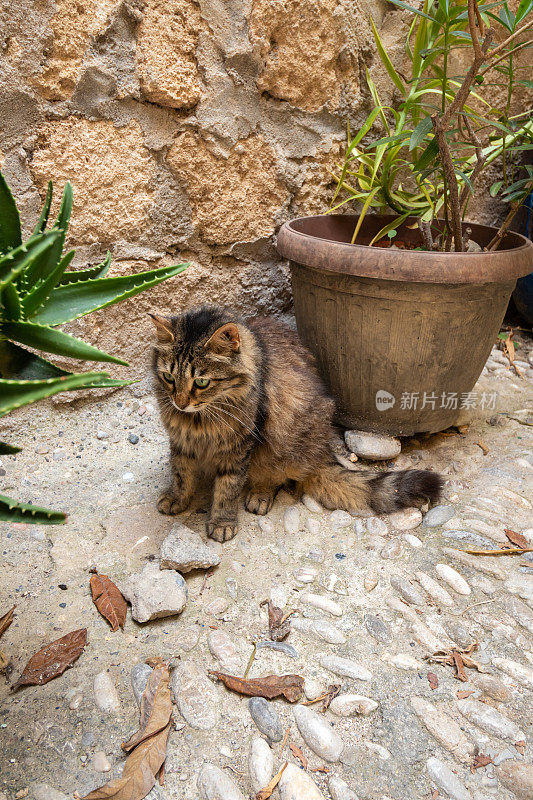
[487,201,520,251]
[432,114,464,250]
[459,115,486,213]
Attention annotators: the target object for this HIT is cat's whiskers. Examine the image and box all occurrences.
[203,404,247,441]
[211,402,263,443]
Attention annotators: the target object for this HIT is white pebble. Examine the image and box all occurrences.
[259,517,274,534]
[364,741,390,760]
[329,694,379,717]
[284,506,300,534]
[299,592,343,617]
[385,508,422,530]
[410,696,474,763]
[293,566,317,583]
[403,533,423,548]
[304,678,323,700]
[442,547,507,580]
[293,705,344,762]
[320,654,372,681]
[249,738,273,794]
[328,775,360,800]
[364,571,379,592]
[291,617,346,644]
[280,762,325,800]
[382,652,424,670]
[427,757,472,800]
[330,510,353,529]
[457,698,525,742]
[415,570,454,607]
[306,517,321,536]
[92,751,111,772]
[302,494,323,513]
[367,517,388,535]
[435,563,471,595]
[492,657,533,689]
[197,763,245,800]
[93,671,120,712]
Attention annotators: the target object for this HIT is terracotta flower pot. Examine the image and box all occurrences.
[276,214,533,436]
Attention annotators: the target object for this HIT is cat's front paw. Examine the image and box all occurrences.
[157,491,190,515]
[207,519,238,542]
[244,490,275,516]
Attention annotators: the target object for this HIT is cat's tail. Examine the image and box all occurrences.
[301,462,442,515]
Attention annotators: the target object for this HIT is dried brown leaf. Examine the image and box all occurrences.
[515,740,526,755]
[90,571,127,632]
[289,743,307,770]
[504,528,529,549]
[456,546,533,556]
[82,721,171,799]
[208,671,304,702]
[457,690,475,699]
[122,662,172,752]
[471,753,493,772]
[13,628,87,689]
[255,762,287,800]
[427,672,439,690]
[260,600,293,641]
[0,606,15,639]
[475,440,489,456]
[432,790,439,800]
[453,652,468,682]
[310,766,330,774]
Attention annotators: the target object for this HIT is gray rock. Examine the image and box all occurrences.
[456,698,525,741]
[172,663,220,730]
[427,757,472,800]
[291,617,346,644]
[119,561,187,622]
[344,430,401,461]
[256,640,298,658]
[497,760,533,800]
[320,655,372,681]
[328,775,360,800]
[197,763,245,800]
[31,786,69,800]
[423,505,456,527]
[160,523,220,572]
[93,671,120,712]
[280,763,325,799]
[293,705,344,762]
[442,530,497,548]
[248,697,283,742]
[364,614,391,642]
[131,662,153,708]
[390,575,425,605]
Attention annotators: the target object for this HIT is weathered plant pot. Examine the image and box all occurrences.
[277,214,533,436]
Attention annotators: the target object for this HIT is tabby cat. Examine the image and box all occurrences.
[151,305,441,542]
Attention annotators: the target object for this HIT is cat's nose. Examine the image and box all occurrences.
[174,392,189,410]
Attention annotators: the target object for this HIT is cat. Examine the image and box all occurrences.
[150,305,442,542]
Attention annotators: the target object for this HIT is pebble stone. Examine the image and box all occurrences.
[327,775,360,800]
[284,506,300,534]
[390,575,425,605]
[423,505,456,527]
[299,592,343,616]
[293,705,344,762]
[320,655,372,681]
[456,698,524,742]
[382,652,424,670]
[330,510,353,529]
[92,751,111,772]
[496,760,533,800]
[443,547,507,580]
[248,738,273,794]
[306,517,321,535]
[410,696,474,763]
[415,571,454,606]
[472,674,514,702]
[403,533,423,547]
[291,617,346,644]
[256,640,298,658]
[130,662,153,707]
[344,430,401,461]
[366,517,388,535]
[380,539,402,559]
[329,694,379,717]
[279,763,325,800]
[492,657,533,689]
[293,566,317,583]
[172,663,220,730]
[93,671,120,712]
[259,517,274,534]
[119,562,187,622]
[248,697,283,742]
[208,629,242,674]
[427,757,472,800]
[304,678,323,700]
[435,563,471,595]
[386,508,423,530]
[364,614,391,643]
[364,741,390,760]
[302,494,323,513]
[30,788,68,800]
[160,523,221,572]
[197,763,245,800]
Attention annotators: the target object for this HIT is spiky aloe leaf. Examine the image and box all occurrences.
[1,282,22,319]
[32,181,53,235]
[24,182,73,286]
[21,249,75,317]
[59,252,112,285]
[0,371,124,417]
[0,231,60,291]
[3,320,128,365]
[30,263,189,325]
[0,494,66,524]
[0,172,22,253]
[0,442,21,454]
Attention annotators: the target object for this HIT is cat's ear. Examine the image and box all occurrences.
[148,313,174,343]
[205,322,240,353]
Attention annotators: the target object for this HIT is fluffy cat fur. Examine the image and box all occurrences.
[151,305,442,542]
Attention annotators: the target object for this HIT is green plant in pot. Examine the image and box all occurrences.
[0,172,188,523]
[277,0,533,436]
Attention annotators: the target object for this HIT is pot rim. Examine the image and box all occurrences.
[277,214,533,284]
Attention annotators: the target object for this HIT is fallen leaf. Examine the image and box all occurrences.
[0,650,10,673]
[255,762,287,800]
[0,606,15,638]
[158,761,165,786]
[456,546,533,556]
[427,672,439,690]
[13,628,87,689]
[475,440,489,456]
[515,740,526,755]
[302,683,341,711]
[502,330,521,375]
[280,726,291,754]
[453,652,468,682]
[471,753,493,772]
[504,528,529,549]
[310,766,330,774]
[457,690,475,699]
[289,743,307,770]
[456,424,469,435]
[208,671,304,702]
[122,662,172,752]
[260,600,293,641]
[82,721,171,799]
[90,570,127,632]
[424,642,486,680]
[432,790,439,800]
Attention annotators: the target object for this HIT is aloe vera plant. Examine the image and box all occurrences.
[0,171,188,523]
[332,0,533,251]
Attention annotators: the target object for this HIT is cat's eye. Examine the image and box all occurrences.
[194,378,210,389]
[161,371,174,383]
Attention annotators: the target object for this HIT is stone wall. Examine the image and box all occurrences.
[0,0,524,383]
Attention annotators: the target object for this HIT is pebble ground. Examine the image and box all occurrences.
[0,340,532,800]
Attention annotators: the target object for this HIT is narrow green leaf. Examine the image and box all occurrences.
[21,249,75,317]
[371,18,406,97]
[2,282,22,320]
[413,138,439,171]
[515,0,533,23]
[32,181,53,235]
[0,232,59,293]
[3,320,128,365]
[0,341,70,380]
[0,371,114,416]
[0,172,22,253]
[369,213,410,246]
[0,442,21,455]
[31,263,189,326]
[0,494,66,524]
[409,116,434,150]
[490,180,504,197]
[59,252,112,285]
[387,0,437,21]
[350,187,381,243]
[24,182,73,285]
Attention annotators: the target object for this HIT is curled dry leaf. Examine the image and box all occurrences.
[90,570,127,632]
[504,528,529,550]
[0,606,15,638]
[515,740,526,755]
[289,743,307,770]
[260,600,293,641]
[457,690,475,699]
[13,628,87,689]
[122,661,172,752]
[302,683,341,712]
[424,642,486,681]
[471,753,493,772]
[427,672,439,690]
[456,546,533,556]
[208,671,304,702]
[255,762,287,800]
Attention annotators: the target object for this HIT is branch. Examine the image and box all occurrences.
[487,19,533,61]
[417,219,434,250]
[432,113,464,251]
[459,115,487,213]
[487,201,519,251]
[479,39,533,77]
